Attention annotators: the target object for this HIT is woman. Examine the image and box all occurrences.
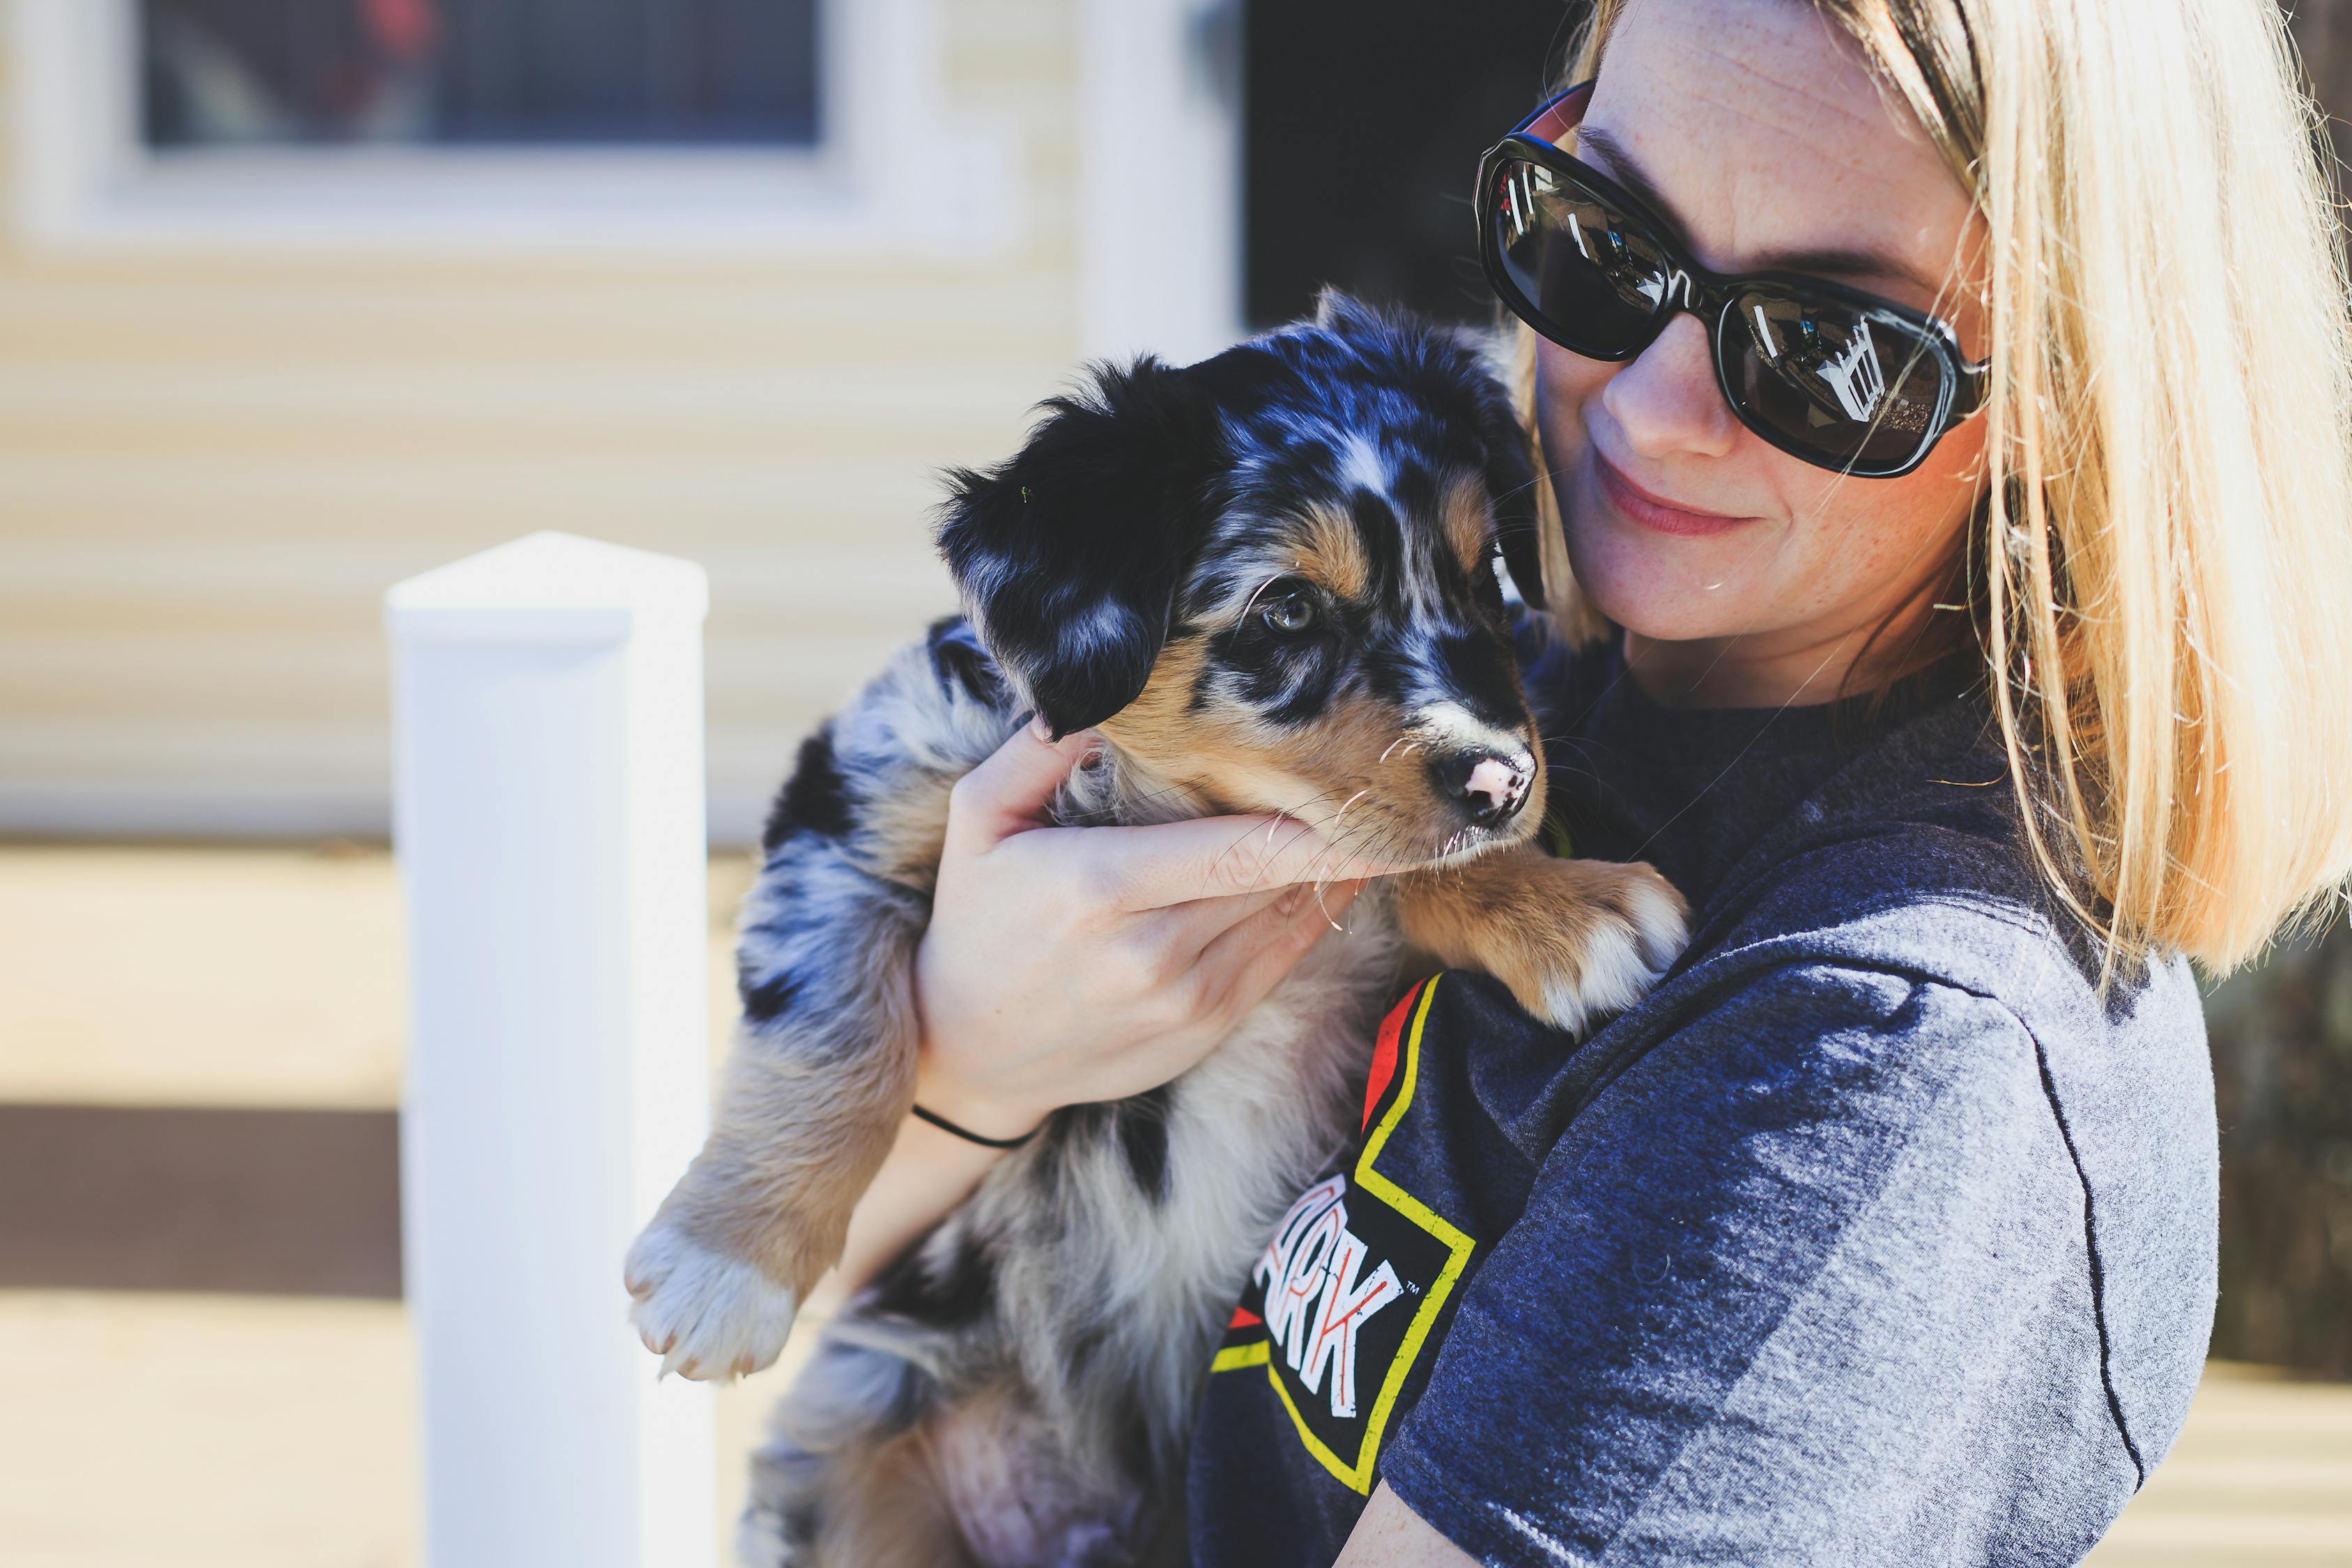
[815,0,2352,1561]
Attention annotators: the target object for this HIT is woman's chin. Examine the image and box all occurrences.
[1563,515,1767,645]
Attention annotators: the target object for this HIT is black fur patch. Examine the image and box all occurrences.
[1110,1401,1160,1492]
[779,1500,821,1555]
[1114,1085,1172,1204]
[866,1234,996,1331]
[1348,487,1404,599]
[761,727,853,852]
[1432,631,1528,732]
[739,967,799,1024]
[937,359,1222,737]
[925,615,1008,705]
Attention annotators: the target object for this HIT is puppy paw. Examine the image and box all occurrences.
[1520,861,1689,1033]
[1453,857,1687,1036]
[624,1220,799,1381]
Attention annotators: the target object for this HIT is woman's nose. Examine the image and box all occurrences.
[1598,313,1740,463]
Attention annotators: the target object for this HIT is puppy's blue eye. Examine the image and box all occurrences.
[1259,586,1318,634]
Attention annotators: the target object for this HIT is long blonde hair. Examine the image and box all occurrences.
[1526,0,2352,982]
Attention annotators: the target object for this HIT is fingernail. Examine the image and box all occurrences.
[1027,714,1054,742]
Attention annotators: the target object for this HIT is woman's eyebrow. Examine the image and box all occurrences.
[1571,126,1691,233]
[1574,124,1946,300]
[1746,244,1946,300]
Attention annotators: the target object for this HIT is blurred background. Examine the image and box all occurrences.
[1,1,2347,1563]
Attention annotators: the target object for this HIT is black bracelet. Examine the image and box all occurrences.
[911,1101,1039,1149]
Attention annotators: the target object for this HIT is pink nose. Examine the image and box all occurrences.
[1464,757,1523,811]
[1431,748,1535,827]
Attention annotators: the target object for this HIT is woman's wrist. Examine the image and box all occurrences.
[912,1039,1051,1145]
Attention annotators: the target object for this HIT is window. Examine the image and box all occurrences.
[13,0,1012,249]
[139,0,820,149]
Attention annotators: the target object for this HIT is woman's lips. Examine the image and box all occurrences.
[1593,452,1760,538]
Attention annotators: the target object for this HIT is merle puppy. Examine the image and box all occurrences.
[624,295,1686,1567]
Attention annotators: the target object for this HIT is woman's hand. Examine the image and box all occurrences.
[913,717,1370,1140]
[809,718,1374,1311]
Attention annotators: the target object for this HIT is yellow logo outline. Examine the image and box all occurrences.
[1261,976,1477,1493]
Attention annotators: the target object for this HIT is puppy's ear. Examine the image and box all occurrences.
[1311,286,1390,339]
[937,358,1215,738]
[1474,382,1548,611]
[1330,297,1549,611]
[1425,333,1549,612]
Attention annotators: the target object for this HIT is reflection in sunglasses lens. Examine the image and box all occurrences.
[1493,159,1663,354]
[1728,289,1945,471]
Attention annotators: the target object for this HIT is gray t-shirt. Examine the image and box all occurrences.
[1185,631,2216,1567]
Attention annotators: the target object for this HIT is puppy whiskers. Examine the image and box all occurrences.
[1206,788,1344,894]
[1227,574,1287,654]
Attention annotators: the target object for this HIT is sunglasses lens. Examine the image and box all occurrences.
[1725,289,1949,472]
[1488,156,1673,356]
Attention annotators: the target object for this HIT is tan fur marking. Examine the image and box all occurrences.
[1286,503,1370,601]
[866,762,960,890]
[1440,470,1495,573]
[805,1421,978,1567]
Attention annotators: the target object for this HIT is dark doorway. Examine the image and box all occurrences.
[1245,2,1590,329]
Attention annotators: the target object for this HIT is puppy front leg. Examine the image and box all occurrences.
[1392,846,1689,1036]
[622,629,1016,1381]
[625,899,928,1381]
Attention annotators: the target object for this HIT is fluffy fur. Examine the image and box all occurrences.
[625,295,1687,1566]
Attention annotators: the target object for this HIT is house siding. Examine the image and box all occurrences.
[0,0,1084,841]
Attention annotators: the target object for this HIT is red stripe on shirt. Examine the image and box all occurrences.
[1362,981,1422,1130]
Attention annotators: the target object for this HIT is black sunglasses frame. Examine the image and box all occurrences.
[1476,81,1989,479]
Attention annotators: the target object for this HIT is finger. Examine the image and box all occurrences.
[1135,884,1298,960]
[1196,879,1367,1020]
[1095,811,1415,911]
[944,716,1100,856]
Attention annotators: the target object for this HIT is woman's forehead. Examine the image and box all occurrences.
[1583,0,1972,308]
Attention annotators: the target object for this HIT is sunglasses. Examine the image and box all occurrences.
[1476,82,1988,479]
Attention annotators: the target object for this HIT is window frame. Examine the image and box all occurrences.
[8,0,1017,252]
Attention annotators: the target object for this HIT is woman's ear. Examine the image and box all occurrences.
[936,358,1215,738]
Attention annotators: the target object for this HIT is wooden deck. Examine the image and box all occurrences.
[3,844,2347,1565]
[3,1287,2344,1567]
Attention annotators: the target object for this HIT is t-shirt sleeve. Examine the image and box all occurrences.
[1377,960,2093,1567]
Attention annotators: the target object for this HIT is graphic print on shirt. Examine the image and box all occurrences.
[1208,977,1477,1493]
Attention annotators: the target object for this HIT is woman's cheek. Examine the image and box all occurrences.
[1535,362,1777,642]
[1531,346,1595,486]
[1802,424,1984,615]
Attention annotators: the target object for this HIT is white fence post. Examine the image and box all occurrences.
[387,532,716,1568]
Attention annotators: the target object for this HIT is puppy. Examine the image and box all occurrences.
[625,295,1687,1567]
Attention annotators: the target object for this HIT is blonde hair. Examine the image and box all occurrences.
[1525,0,2352,982]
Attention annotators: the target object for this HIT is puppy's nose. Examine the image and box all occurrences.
[1433,748,1535,828]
